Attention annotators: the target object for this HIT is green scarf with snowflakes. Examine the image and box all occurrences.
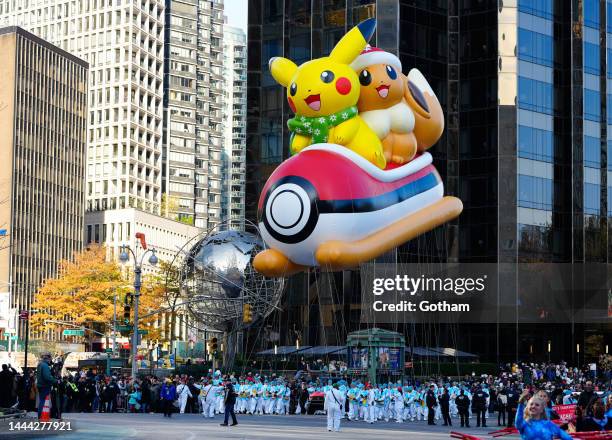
[287,105,359,144]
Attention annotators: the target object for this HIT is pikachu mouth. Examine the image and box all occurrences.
[376,85,390,98]
[304,94,321,111]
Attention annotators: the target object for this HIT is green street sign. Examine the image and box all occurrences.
[137,329,148,335]
[105,348,113,353]
[3,332,13,337]
[63,329,85,336]
[116,325,132,332]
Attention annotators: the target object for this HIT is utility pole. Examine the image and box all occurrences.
[19,309,30,371]
[113,293,117,355]
[119,237,158,381]
[131,265,142,379]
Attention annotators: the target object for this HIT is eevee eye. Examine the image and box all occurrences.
[320,70,335,83]
[386,65,397,80]
[359,69,372,86]
[290,82,297,96]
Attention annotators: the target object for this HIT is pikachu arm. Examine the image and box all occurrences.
[290,133,312,154]
[331,117,360,145]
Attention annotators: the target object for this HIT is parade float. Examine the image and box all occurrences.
[253,18,462,277]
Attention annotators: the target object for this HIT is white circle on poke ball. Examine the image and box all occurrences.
[266,183,312,237]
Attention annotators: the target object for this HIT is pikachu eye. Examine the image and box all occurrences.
[386,65,397,80]
[320,70,335,83]
[289,82,297,96]
[359,69,372,86]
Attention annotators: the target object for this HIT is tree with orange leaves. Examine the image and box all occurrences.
[32,245,163,345]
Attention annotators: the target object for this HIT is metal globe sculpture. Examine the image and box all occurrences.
[180,228,284,331]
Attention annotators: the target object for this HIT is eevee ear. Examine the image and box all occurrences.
[269,57,298,87]
[329,18,376,65]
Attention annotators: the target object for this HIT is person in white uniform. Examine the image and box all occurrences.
[324,383,345,432]
[198,380,216,418]
[176,379,193,414]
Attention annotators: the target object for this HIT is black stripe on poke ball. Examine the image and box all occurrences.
[316,172,440,214]
[261,175,320,245]
[408,80,430,114]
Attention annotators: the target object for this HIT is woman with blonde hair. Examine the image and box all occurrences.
[515,390,572,439]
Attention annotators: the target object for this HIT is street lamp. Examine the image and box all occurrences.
[119,243,158,380]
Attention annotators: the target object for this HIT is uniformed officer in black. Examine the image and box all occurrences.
[506,385,519,428]
[426,385,437,426]
[472,385,488,428]
[456,389,470,428]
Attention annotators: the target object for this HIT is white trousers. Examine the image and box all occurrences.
[201,398,215,418]
[327,404,341,432]
[248,397,257,414]
[394,401,404,422]
[348,401,359,420]
[178,394,189,414]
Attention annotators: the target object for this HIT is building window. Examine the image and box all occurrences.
[584,42,600,75]
[584,183,601,215]
[518,0,553,20]
[584,0,600,29]
[518,77,553,115]
[518,175,553,210]
[518,125,553,162]
[518,28,553,67]
[584,89,601,122]
[584,135,601,168]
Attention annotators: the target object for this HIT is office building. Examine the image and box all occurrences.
[163,0,225,230]
[221,24,246,230]
[0,0,165,215]
[246,0,611,362]
[0,26,88,338]
[84,208,199,273]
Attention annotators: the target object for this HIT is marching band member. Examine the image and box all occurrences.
[197,379,215,418]
[359,384,369,421]
[393,386,404,423]
[347,383,359,421]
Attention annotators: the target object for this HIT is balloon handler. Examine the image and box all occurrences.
[253,18,462,277]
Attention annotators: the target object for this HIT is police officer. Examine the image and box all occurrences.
[472,385,487,428]
[440,387,452,426]
[456,389,470,428]
[426,385,437,426]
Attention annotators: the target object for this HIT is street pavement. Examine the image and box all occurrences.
[0,413,521,440]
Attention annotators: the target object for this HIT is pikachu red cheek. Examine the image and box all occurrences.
[335,77,352,95]
[287,97,296,112]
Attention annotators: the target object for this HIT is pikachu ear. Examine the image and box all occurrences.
[269,57,298,87]
[329,18,376,65]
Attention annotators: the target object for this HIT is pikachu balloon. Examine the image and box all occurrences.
[268,18,386,169]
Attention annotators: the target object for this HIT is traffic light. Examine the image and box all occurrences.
[210,337,218,353]
[242,303,253,323]
[123,303,131,325]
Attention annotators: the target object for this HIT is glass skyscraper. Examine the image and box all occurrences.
[246,0,611,362]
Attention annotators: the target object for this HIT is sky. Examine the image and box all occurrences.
[224,0,248,32]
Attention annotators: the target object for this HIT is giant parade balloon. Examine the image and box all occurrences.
[253,18,462,277]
